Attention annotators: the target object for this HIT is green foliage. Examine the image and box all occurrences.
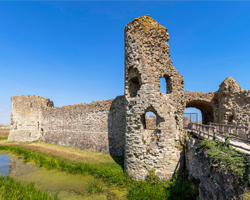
[241,189,250,200]
[225,132,230,147]
[0,145,200,200]
[213,133,217,141]
[0,175,59,200]
[197,139,250,187]
[86,179,105,194]
[0,145,129,186]
[127,170,200,200]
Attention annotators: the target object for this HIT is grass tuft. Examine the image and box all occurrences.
[0,144,200,200]
[0,175,59,200]
[127,169,199,200]
[86,179,105,194]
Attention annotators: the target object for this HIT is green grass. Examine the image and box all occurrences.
[0,175,59,200]
[0,145,199,200]
[0,145,128,186]
[86,179,106,194]
[127,169,199,200]
[197,138,250,187]
[241,190,250,200]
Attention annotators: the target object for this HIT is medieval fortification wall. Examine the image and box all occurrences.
[9,95,126,156]
[8,15,250,182]
[124,15,185,180]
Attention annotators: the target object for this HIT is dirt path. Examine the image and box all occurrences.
[0,140,122,165]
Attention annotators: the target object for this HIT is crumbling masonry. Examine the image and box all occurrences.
[8,15,250,180]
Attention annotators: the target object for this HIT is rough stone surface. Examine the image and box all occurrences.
[184,91,215,124]
[212,77,250,127]
[8,95,54,142]
[184,77,250,127]
[186,137,246,200]
[9,95,126,156]
[124,15,185,180]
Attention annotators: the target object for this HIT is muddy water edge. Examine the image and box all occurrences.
[0,152,127,200]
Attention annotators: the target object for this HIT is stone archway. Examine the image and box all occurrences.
[184,91,215,124]
[186,100,214,124]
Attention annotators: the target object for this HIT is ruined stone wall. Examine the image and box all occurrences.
[8,95,54,142]
[41,96,126,156]
[8,95,126,156]
[184,78,250,127]
[184,91,215,124]
[186,137,246,200]
[124,15,185,180]
[212,77,250,127]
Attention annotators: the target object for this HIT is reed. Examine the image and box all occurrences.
[0,145,200,199]
[86,179,105,194]
[0,175,59,200]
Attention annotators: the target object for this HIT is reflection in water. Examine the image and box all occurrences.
[0,152,127,200]
[0,154,9,175]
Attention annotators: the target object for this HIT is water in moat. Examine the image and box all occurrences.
[0,152,127,200]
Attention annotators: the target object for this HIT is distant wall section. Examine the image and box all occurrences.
[8,95,54,142]
[8,95,126,156]
[184,77,250,127]
[212,77,250,127]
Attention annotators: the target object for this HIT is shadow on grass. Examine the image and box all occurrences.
[127,169,200,200]
[110,155,124,170]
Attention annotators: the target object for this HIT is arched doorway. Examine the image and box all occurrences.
[185,100,214,125]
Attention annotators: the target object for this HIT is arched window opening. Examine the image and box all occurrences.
[145,112,157,129]
[160,77,167,93]
[228,115,234,124]
[128,67,141,98]
[141,108,164,130]
[160,75,172,94]
[128,77,140,98]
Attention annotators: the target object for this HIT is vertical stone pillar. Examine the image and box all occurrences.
[124,15,185,180]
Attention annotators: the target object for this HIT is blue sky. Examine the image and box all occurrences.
[0,1,250,123]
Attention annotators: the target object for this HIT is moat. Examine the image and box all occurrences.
[0,151,127,200]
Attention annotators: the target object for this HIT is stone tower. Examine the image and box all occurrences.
[124,15,185,180]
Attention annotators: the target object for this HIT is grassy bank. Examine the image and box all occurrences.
[0,144,199,199]
[0,145,128,186]
[197,138,250,187]
[0,129,9,139]
[197,138,250,199]
[0,175,59,200]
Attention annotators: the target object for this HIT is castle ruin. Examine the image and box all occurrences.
[8,15,250,180]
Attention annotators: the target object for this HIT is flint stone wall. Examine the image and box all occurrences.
[184,77,250,127]
[184,91,215,124]
[186,137,246,200]
[8,95,54,142]
[8,95,126,156]
[212,77,250,127]
[124,15,185,180]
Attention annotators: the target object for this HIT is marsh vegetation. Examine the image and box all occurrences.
[0,141,199,199]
